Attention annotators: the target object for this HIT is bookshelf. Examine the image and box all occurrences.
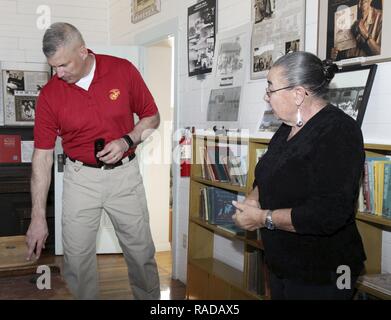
[355,143,391,300]
[186,135,270,300]
[187,135,391,300]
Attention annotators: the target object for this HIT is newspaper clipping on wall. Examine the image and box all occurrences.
[2,70,49,126]
[212,24,250,88]
[251,0,306,79]
[207,87,241,122]
[187,0,217,77]
[206,24,250,123]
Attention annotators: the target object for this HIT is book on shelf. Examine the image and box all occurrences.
[358,273,391,296]
[246,250,265,296]
[0,134,22,163]
[359,156,391,219]
[200,143,248,187]
[199,186,245,226]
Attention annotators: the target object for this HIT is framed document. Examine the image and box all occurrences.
[131,0,161,24]
[318,0,390,65]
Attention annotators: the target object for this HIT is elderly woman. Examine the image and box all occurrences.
[233,51,366,300]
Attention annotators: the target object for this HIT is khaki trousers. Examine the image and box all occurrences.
[62,157,160,300]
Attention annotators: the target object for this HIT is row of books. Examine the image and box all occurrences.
[359,156,391,218]
[245,250,267,296]
[199,186,245,235]
[0,134,33,163]
[199,144,248,187]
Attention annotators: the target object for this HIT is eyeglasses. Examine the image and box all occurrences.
[265,85,295,98]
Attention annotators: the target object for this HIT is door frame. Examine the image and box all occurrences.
[134,18,180,279]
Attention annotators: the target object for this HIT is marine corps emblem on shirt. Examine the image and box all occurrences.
[109,89,120,101]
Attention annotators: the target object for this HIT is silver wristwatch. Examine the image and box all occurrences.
[265,210,275,230]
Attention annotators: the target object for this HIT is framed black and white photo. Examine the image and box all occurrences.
[2,66,49,126]
[131,0,161,24]
[322,64,377,126]
[318,0,391,65]
[187,0,217,77]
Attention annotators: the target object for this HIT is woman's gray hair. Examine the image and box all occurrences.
[42,22,85,58]
[272,51,338,97]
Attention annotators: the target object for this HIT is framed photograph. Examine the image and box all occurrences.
[251,0,306,79]
[318,0,391,65]
[131,0,161,24]
[2,68,49,126]
[321,64,377,126]
[187,0,217,77]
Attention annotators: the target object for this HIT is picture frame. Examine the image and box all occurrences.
[2,63,50,127]
[131,0,161,24]
[322,64,377,126]
[187,0,217,77]
[318,0,391,65]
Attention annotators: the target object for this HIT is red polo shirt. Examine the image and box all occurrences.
[34,52,158,164]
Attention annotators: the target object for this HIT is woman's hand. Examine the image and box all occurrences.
[232,201,265,231]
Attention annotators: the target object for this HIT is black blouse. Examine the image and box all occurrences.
[254,104,366,284]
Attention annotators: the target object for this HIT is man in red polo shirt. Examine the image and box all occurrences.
[25,22,160,300]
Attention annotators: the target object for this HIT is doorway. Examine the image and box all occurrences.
[138,37,174,255]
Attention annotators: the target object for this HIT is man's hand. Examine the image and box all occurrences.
[96,138,128,164]
[26,215,48,261]
[232,201,265,231]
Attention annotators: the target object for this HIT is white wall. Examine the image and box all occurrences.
[110,0,391,282]
[0,0,109,64]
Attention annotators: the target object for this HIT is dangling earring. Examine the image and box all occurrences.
[296,108,303,127]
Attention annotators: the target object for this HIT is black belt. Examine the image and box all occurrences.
[67,153,135,170]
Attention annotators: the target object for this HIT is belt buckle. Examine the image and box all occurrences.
[101,164,115,170]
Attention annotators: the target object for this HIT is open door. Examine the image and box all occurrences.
[54,45,140,255]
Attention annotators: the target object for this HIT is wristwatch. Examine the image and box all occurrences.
[264,210,275,230]
[122,134,134,151]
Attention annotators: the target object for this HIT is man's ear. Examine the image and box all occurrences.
[79,46,88,60]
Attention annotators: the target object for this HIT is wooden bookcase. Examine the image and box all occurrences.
[355,143,391,300]
[186,135,391,300]
[186,135,270,300]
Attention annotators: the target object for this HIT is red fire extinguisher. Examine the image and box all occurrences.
[180,128,192,177]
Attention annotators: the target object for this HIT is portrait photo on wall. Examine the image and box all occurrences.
[14,93,37,122]
[318,0,390,64]
[322,64,377,126]
[187,0,217,77]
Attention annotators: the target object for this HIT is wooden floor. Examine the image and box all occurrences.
[0,251,186,300]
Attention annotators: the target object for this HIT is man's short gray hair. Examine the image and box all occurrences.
[42,22,85,58]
